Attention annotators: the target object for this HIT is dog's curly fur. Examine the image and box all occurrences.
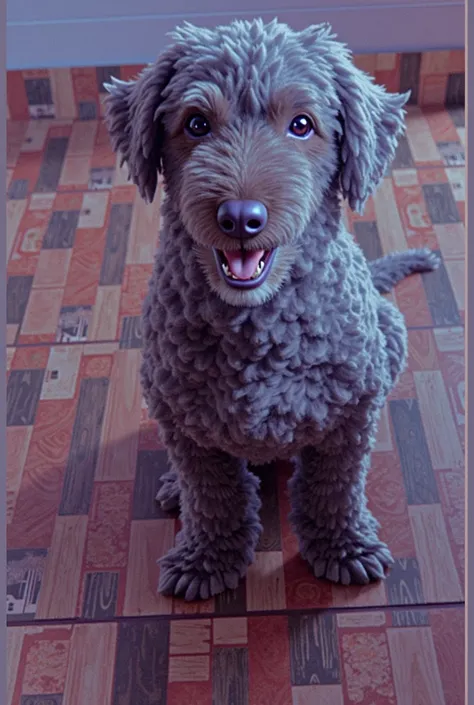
[104,19,439,601]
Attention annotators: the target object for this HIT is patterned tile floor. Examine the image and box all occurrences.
[6,105,465,705]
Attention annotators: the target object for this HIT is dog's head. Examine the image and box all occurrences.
[105,19,409,307]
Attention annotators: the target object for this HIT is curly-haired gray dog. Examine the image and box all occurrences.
[105,19,439,601]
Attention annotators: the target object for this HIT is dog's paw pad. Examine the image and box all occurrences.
[311,546,394,586]
[155,470,180,512]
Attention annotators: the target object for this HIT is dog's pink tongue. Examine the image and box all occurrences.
[224,250,265,279]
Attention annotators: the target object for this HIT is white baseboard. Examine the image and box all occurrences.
[7,2,464,70]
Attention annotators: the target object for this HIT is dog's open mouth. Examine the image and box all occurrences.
[213,248,277,289]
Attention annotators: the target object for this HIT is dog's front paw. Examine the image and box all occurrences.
[156,470,180,512]
[305,541,394,586]
[158,540,249,601]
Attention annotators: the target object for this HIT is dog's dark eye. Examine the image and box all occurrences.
[185,114,211,138]
[288,115,314,139]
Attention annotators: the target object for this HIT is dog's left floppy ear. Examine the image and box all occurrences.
[104,47,180,203]
[301,24,410,213]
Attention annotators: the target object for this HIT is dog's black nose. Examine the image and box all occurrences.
[217,200,268,238]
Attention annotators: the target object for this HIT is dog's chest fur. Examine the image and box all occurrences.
[141,221,387,463]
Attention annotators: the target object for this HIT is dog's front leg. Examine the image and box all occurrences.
[289,400,394,586]
[158,431,262,601]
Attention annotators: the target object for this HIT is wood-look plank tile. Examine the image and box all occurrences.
[59,154,92,189]
[40,345,82,400]
[6,426,33,523]
[21,627,72,696]
[405,107,442,163]
[7,275,34,325]
[133,449,173,520]
[20,120,51,153]
[385,558,426,626]
[413,370,463,470]
[292,685,344,705]
[167,682,212,705]
[367,451,416,558]
[85,481,132,570]
[20,288,63,338]
[289,614,340,686]
[444,258,464,313]
[6,323,17,347]
[78,191,109,229]
[113,620,169,704]
[373,178,408,252]
[68,120,98,155]
[437,468,464,583]
[7,369,45,426]
[248,616,292,705]
[36,515,88,619]
[170,620,211,655]
[430,607,465,705]
[169,655,210,683]
[340,627,396,704]
[33,248,72,289]
[82,571,119,619]
[246,551,286,611]
[433,326,464,353]
[435,222,465,261]
[422,183,461,225]
[331,580,388,609]
[89,285,121,340]
[352,221,383,261]
[7,199,27,261]
[391,136,415,169]
[119,316,142,349]
[399,53,421,103]
[63,623,117,705]
[62,226,106,307]
[7,628,26,705]
[59,377,109,515]
[212,648,248,704]
[8,178,29,200]
[49,68,77,118]
[213,617,248,646]
[389,399,439,505]
[336,611,386,628]
[374,404,393,452]
[126,190,160,264]
[254,464,281,551]
[99,203,133,286]
[95,350,141,482]
[42,210,80,249]
[35,137,69,193]
[393,273,433,327]
[421,255,461,326]
[215,581,247,615]
[8,398,77,549]
[123,519,175,616]
[387,626,446,705]
[407,329,440,370]
[409,504,463,602]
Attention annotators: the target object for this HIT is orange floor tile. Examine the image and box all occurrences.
[6,98,464,703]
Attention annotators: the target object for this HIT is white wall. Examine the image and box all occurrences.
[7,0,464,69]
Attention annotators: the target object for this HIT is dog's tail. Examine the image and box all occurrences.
[369,248,440,293]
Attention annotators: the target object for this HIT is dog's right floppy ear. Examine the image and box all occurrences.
[104,48,179,203]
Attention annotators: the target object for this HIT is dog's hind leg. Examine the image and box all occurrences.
[289,398,394,586]
[369,248,440,293]
[158,430,262,601]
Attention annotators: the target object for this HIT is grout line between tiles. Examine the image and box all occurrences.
[7,599,465,629]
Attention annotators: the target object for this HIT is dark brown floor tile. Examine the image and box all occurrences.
[215,581,247,615]
[43,210,80,249]
[100,203,133,286]
[7,275,34,325]
[119,316,142,349]
[7,369,45,426]
[21,696,63,705]
[353,221,384,261]
[112,620,169,705]
[422,252,461,326]
[422,183,461,225]
[82,571,119,619]
[389,399,440,505]
[385,557,425,607]
[289,613,340,686]
[391,608,430,627]
[254,464,281,551]
[133,449,174,520]
[213,648,248,705]
[445,73,465,106]
[8,178,29,199]
[447,106,464,127]
[399,53,422,104]
[35,137,69,193]
[96,66,121,93]
[391,135,415,169]
[59,377,109,515]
